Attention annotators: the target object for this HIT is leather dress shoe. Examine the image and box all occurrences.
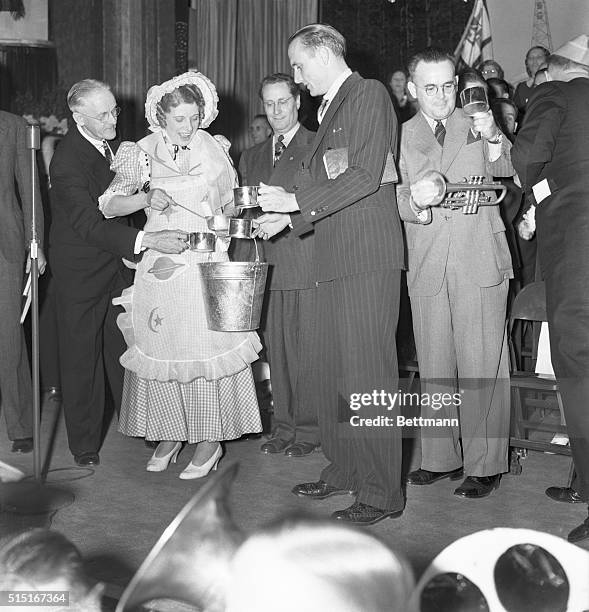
[454,475,500,499]
[292,480,355,500]
[74,452,100,466]
[545,486,584,504]
[332,501,403,525]
[407,467,463,485]
[285,441,317,457]
[44,386,62,402]
[568,514,589,543]
[260,437,292,454]
[11,438,33,454]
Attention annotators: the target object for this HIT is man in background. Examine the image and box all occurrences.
[0,109,46,454]
[512,35,589,543]
[49,79,186,467]
[398,48,513,500]
[248,114,272,146]
[243,73,318,457]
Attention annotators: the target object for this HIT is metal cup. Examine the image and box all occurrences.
[228,217,255,239]
[189,231,216,252]
[206,214,230,236]
[233,186,259,208]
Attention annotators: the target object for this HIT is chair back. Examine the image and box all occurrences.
[509,281,547,323]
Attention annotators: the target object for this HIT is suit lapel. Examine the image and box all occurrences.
[441,110,469,175]
[307,72,361,162]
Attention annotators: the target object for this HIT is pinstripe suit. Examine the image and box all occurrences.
[397,108,513,477]
[238,125,319,444]
[292,73,405,511]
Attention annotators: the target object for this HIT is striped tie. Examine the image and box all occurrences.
[102,140,113,164]
[274,135,285,166]
[317,98,329,123]
[434,120,446,147]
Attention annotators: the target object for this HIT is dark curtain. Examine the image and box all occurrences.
[319,0,473,81]
[0,43,57,113]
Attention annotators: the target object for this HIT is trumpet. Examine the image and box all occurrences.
[423,170,507,214]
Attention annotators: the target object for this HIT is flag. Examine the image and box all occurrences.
[454,0,493,72]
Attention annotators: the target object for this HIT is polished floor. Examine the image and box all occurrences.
[0,392,586,606]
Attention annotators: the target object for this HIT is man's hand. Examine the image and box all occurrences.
[26,246,47,275]
[147,188,176,211]
[258,183,300,213]
[142,229,189,253]
[252,213,292,240]
[410,178,441,209]
[472,110,500,141]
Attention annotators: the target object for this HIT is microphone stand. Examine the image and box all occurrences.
[0,124,73,516]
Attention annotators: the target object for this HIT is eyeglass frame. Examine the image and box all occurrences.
[415,82,457,97]
[262,96,295,112]
[75,106,121,122]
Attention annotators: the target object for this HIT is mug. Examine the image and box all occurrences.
[189,232,216,252]
[228,217,255,239]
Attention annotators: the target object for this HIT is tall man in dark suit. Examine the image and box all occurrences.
[257,24,405,525]
[49,79,187,466]
[0,110,46,454]
[398,49,513,499]
[512,35,589,543]
[242,73,318,457]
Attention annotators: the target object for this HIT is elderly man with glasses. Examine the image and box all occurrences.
[397,49,514,500]
[49,79,187,466]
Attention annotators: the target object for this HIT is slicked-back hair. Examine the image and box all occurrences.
[67,79,111,112]
[407,48,455,79]
[259,73,300,100]
[288,23,346,58]
[548,54,589,74]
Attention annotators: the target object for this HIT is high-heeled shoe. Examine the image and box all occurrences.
[179,443,222,480]
[146,442,182,472]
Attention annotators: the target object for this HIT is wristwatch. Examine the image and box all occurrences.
[486,132,503,145]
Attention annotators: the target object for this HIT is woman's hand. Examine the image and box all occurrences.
[147,188,176,211]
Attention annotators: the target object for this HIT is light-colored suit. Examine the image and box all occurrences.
[0,111,43,441]
[397,108,513,477]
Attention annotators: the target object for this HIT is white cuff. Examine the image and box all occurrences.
[487,141,502,162]
[134,231,145,254]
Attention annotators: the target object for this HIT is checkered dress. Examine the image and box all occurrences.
[105,132,262,442]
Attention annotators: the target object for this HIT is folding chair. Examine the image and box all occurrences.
[508,281,572,476]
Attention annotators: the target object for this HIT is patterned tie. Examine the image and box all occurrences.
[434,120,446,147]
[102,140,113,165]
[274,135,285,166]
[317,98,329,123]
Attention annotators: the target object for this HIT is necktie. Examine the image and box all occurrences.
[274,135,285,166]
[434,120,446,147]
[317,98,329,123]
[102,140,113,165]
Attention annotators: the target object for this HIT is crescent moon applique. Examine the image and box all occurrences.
[147,256,185,280]
[148,307,163,333]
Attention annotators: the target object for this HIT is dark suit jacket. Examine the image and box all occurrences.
[0,111,43,263]
[292,72,404,282]
[397,109,514,296]
[49,126,139,298]
[239,125,315,290]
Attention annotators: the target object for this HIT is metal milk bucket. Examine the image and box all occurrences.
[199,261,268,331]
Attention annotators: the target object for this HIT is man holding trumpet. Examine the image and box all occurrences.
[397,49,514,500]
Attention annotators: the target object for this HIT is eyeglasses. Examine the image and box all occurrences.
[263,97,294,112]
[481,69,499,76]
[76,106,121,122]
[417,82,456,97]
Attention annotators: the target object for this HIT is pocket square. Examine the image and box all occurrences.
[467,129,481,145]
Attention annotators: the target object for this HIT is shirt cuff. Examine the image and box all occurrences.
[134,231,145,254]
[409,198,429,223]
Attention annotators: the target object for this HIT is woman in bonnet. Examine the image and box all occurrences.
[99,71,262,478]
